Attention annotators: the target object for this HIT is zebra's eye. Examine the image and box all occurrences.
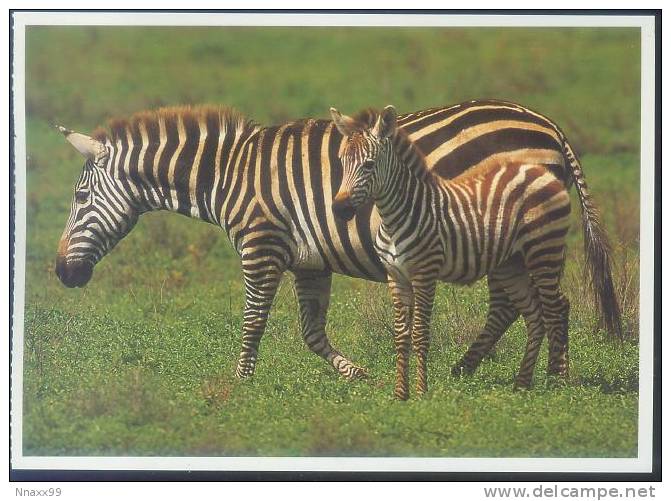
[361,160,375,171]
[75,190,89,204]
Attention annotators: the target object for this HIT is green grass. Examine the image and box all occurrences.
[22,26,640,457]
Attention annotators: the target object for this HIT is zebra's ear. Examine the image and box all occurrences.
[330,108,357,137]
[373,105,397,139]
[55,125,106,160]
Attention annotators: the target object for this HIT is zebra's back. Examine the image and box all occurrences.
[249,100,569,282]
[244,118,382,279]
[436,162,571,284]
[399,100,568,180]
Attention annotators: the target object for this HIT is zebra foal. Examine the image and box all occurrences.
[330,105,621,399]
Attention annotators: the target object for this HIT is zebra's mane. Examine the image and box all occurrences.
[349,108,434,182]
[350,107,381,129]
[390,126,434,182]
[91,105,257,145]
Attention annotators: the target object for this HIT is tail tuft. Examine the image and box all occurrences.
[565,142,623,339]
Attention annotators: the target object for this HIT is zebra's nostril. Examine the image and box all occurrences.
[55,256,93,288]
[333,195,356,221]
[55,255,67,280]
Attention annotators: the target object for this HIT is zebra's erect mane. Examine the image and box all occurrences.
[91,105,257,145]
[350,107,381,129]
[350,107,434,183]
[390,126,435,183]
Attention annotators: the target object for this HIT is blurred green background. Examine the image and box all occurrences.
[23,26,640,456]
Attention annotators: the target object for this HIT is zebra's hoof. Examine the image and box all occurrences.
[235,365,255,379]
[513,378,532,391]
[346,365,368,380]
[394,391,409,401]
[547,366,569,378]
[546,374,568,388]
[451,362,475,378]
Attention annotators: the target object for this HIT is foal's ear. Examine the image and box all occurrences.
[329,107,358,137]
[373,105,397,139]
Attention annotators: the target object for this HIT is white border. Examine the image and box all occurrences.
[10,12,657,473]
[6,12,660,27]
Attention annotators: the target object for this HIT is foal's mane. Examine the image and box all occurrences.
[351,108,434,182]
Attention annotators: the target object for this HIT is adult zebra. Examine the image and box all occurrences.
[55,100,590,381]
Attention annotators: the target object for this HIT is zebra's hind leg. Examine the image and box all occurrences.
[293,270,367,379]
[491,258,545,389]
[528,268,570,381]
[546,291,569,378]
[388,276,414,400]
[235,260,285,379]
[452,275,519,377]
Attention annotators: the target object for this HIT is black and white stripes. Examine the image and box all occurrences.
[55,100,617,385]
[331,104,621,398]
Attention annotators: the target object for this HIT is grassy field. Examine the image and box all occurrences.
[21,26,640,457]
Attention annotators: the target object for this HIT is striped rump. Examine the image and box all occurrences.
[332,104,621,399]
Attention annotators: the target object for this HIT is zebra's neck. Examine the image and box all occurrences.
[99,107,259,227]
[375,132,440,234]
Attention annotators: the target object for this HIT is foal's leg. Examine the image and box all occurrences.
[546,291,570,378]
[388,276,414,400]
[491,260,546,389]
[526,263,570,380]
[411,278,437,395]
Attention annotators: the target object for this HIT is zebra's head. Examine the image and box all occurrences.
[330,105,397,221]
[55,126,140,288]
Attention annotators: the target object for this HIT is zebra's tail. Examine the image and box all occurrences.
[563,139,623,338]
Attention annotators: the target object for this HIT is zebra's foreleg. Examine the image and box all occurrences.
[235,261,284,379]
[293,270,367,379]
[411,278,436,396]
[452,275,519,377]
[388,277,413,400]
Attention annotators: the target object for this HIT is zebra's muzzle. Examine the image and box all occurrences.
[55,255,93,288]
[332,192,356,222]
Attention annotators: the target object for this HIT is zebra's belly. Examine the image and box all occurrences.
[292,237,329,270]
[288,218,387,282]
[380,255,489,286]
[291,248,386,281]
[438,267,487,286]
[437,245,517,285]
